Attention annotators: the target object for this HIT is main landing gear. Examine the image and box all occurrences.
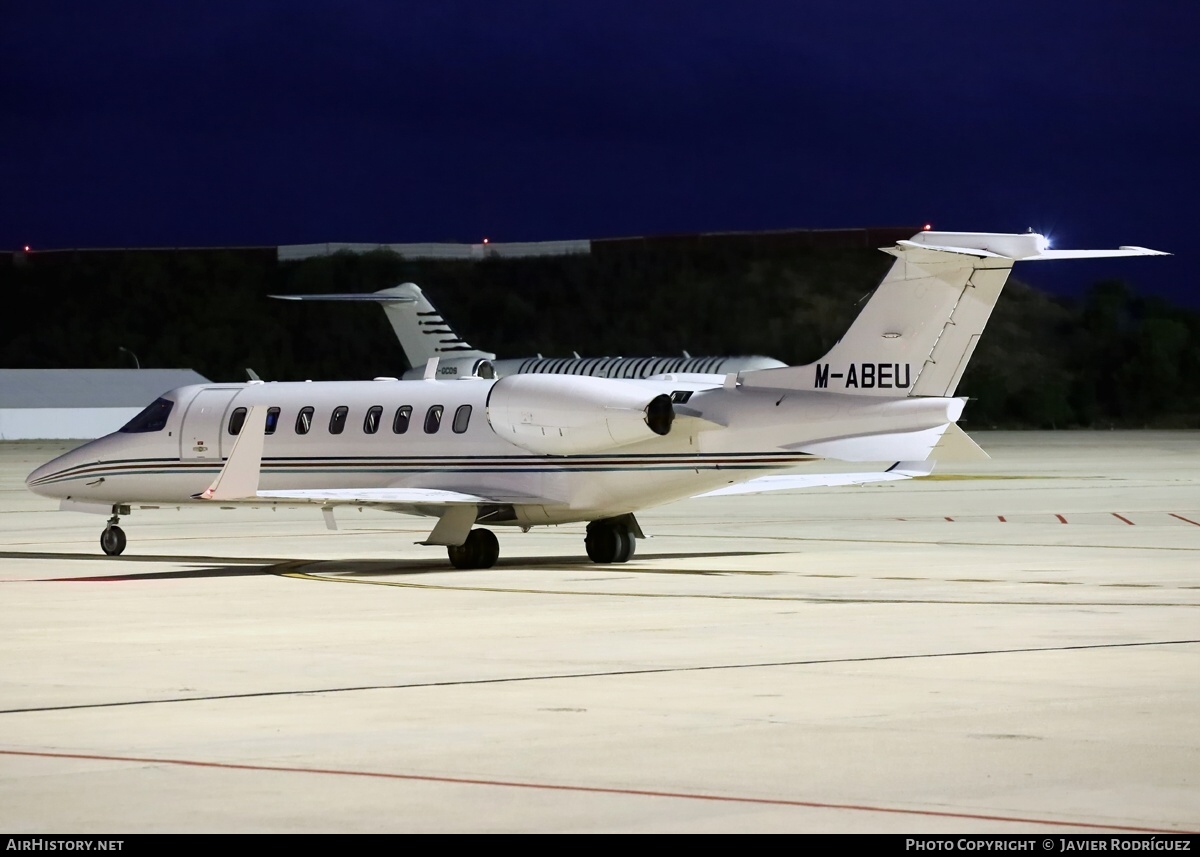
[444,515,642,568]
[447,528,500,570]
[585,517,638,564]
[100,506,130,556]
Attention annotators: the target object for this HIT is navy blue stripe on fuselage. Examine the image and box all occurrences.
[30,452,816,487]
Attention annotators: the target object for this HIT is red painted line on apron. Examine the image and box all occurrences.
[1112,513,1135,526]
[0,749,1185,833]
[1169,513,1200,527]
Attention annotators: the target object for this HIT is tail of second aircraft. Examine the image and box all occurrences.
[741,231,1166,397]
[270,283,496,373]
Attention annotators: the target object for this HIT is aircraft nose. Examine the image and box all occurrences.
[25,459,59,496]
[25,446,90,498]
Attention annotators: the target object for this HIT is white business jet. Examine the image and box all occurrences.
[27,231,1164,568]
[269,282,786,379]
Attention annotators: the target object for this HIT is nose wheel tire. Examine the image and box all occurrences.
[100,525,127,556]
[447,528,499,570]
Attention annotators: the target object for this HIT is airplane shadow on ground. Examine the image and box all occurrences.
[0,549,780,582]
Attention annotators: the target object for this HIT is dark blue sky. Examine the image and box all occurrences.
[3,2,1195,303]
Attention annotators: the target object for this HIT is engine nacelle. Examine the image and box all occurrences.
[486,374,674,455]
[402,357,496,380]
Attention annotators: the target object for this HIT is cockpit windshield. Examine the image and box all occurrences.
[119,397,174,433]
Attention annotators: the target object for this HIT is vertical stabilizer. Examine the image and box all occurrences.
[270,284,495,370]
[372,283,496,366]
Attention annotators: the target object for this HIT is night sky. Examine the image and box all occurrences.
[3,2,1195,304]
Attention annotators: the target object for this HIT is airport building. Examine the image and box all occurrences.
[274,226,916,262]
[0,369,209,440]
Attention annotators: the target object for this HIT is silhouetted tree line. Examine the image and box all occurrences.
[3,244,1197,428]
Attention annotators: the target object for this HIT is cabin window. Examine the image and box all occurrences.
[265,407,280,435]
[452,404,472,433]
[295,406,314,435]
[228,407,247,435]
[119,398,173,433]
[424,405,444,434]
[364,405,383,434]
[329,406,349,434]
[392,405,412,434]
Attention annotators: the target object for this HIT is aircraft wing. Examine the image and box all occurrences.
[254,487,543,506]
[251,487,556,544]
[693,461,934,497]
[268,292,417,303]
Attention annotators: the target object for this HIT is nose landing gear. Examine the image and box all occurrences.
[100,506,130,556]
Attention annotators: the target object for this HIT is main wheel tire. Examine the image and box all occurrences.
[448,528,499,569]
[614,528,636,563]
[100,525,126,556]
[448,542,472,569]
[585,524,621,563]
[468,528,499,569]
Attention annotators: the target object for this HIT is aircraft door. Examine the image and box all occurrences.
[180,388,242,460]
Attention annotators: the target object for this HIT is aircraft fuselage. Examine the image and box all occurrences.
[26,377,960,527]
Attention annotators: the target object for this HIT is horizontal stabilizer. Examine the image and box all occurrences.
[694,461,933,497]
[269,292,417,303]
[899,232,1168,261]
[1021,247,1170,261]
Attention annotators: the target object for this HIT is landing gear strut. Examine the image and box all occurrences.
[100,508,128,556]
[447,528,500,570]
[585,518,637,564]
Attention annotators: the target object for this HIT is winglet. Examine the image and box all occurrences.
[200,406,267,500]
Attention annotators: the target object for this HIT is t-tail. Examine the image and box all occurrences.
[741,231,1167,396]
[270,283,496,368]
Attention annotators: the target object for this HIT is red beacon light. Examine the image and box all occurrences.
[482,237,489,245]
[922,223,932,231]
